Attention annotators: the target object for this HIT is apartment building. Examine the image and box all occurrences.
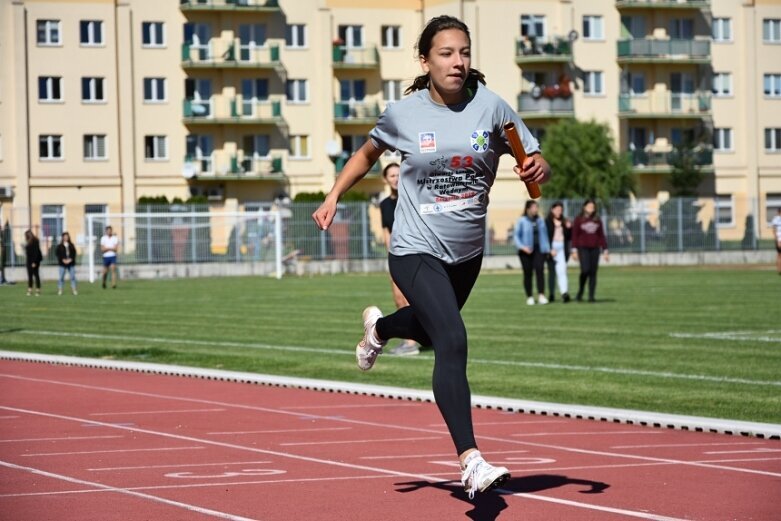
[0,0,779,245]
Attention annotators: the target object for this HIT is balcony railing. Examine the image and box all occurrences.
[184,153,284,179]
[230,155,284,177]
[180,0,280,11]
[617,39,710,62]
[332,45,380,68]
[334,101,381,123]
[517,92,574,117]
[183,97,284,125]
[515,37,572,64]
[616,0,710,9]
[334,155,381,175]
[629,147,713,172]
[182,41,281,69]
[618,92,711,118]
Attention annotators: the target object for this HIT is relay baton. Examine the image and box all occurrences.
[503,122,541,199]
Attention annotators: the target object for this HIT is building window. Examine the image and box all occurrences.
[38,76,62,102]
[584,71,604,95]
[763,19,781,43]
[243,134,271,159]
[520,15,546,39]
[285,24,306,48]
[383,80,402,103]
[669,18,694,39]
[81,77,105,102]
[289,135,309,159]
[381,26,400,49]
[712,18,732,42]
[144,135,167,160]
[337,25,363,49]
[764,74,781,97]
[713,128,733,151]
[712,72,732,97]
[84,134,107,160]
[626,72,645,96]
[41,205,65,241]
[80,20,103,46]
[766,194,781,224]
[39,135,63,160]
[142,21,165,47]
[285,79,308,103]
[582,15,604,40]
[715,195,734,228]
[143,78,166,102]
[37,20,61,45]
[765,128,781,152]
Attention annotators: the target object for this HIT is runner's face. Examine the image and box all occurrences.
[384,166,400,191]
[420,29,470,101]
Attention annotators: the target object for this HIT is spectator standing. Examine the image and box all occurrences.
[55,231,78,296]
[545,202,572,303]
[571,199,609,302]
[772,207,781,275]
[100,225,119,289]
[24,230,42,296]
[514,200,550,305]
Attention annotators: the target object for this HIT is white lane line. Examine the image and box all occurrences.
[279,436,441,447]
[612,442,768,449]
[429,420,566,427]
[0,435,123,443]
[0,415,19,419]
[0,460,260,521]
[89,461,272,472]
[3,374,779,480]
[208,427,352,435]
[90,408,225,416]
[0,405,691,521]
[670,331,781,343]
[280,403,421,410]
[697,457,781,464]
[512,430,665,437]
[508,491,686,521]
[361,450,530,460]
[702,449,781,455]
[21,446,204,457]
[15,329,781,387]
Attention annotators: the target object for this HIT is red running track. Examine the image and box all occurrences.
[0,360,779,521]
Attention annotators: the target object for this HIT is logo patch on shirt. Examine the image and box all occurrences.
[470,130,489,153]
[419,132,437,153]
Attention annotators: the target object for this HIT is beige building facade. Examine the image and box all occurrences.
[1,0,780,247]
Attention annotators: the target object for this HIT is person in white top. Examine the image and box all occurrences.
[772,208,781,275]
[100,225,119,289]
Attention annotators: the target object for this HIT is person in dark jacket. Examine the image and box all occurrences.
[545,201,572,303]
[24,230,43,296]
[571,199,609,302]
[55,231,78,296]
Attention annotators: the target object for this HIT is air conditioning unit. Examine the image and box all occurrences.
[0,186,13,199]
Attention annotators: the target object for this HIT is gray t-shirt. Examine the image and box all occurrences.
[369,84,540,264]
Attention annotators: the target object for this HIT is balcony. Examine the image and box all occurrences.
[515,37,572,65]
[184,153,285,180]
[180,0,280,12]
[517,92,574,119]
[616,0,710,10]
[617,39,710,64]
[618,92,711,118]
[334,155,381,177]
[629,147,713,174]
[230,155,285,179]
[183,97,285,126]
[332,45,380,69]
[334,101,381,124]
[182,41,282,72]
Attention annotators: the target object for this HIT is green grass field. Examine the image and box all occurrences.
[1,266,779,423]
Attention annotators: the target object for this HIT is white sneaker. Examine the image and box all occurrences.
[356,306,386,371]
[526,297,535,306]
[538,294,549,305]
[461,451,510,500]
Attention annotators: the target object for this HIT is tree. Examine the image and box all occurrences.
[668,140,706,197]
[539,119,634,201]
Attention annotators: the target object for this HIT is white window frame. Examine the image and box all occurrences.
[627,72,645,97]
[381,25,401,49]
[583,15,604,41]
[285,24,307,49]
[80,20,104,46]
[764,74,781,98]
[142,21,166,48]
[41,205,66,241]
[38,76,63,103]
[712,18,732,42]
[383,80,402,103]
[763,19,781,43]
[39,135,63,161]
[584,71,604,96]
[37,20,61,46]
[713,127,733,152]
[144,135,168,161]
[715,195,734,228]
[520,15,546,40]
[765,128,781,152]
[84,134,108,161]
[338,25,364,49]
[765,194,781,224]
[289,135,310,160]
[143,77,167,103]
[712,72,733,97]
[82,77,105,103]
[285,79,308,104]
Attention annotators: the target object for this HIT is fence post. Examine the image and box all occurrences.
[146,205,152,263]
[752,196,758,250]
[677,198,683,252]
[274,210,283,279]
[639,205,646,254]
[191,212,197,261]
[88,215,95,283]
[235,213,241,263]
[714,197,721,251]
[361,202,369,262]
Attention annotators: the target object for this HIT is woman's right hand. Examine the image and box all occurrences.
[571,250,578,262]
[312,196,338,231]
[31,263,37,268]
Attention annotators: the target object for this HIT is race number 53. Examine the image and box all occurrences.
[450,155,474,168]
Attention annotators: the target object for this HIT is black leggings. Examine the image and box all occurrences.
[577,247,600,300]
[518,250,545,297]
[27,264,41,289]
[375,253,482,455]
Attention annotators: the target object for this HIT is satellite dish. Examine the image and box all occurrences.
[568,30,579,42]
[182,162,197,179]
[325,139,342,159]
